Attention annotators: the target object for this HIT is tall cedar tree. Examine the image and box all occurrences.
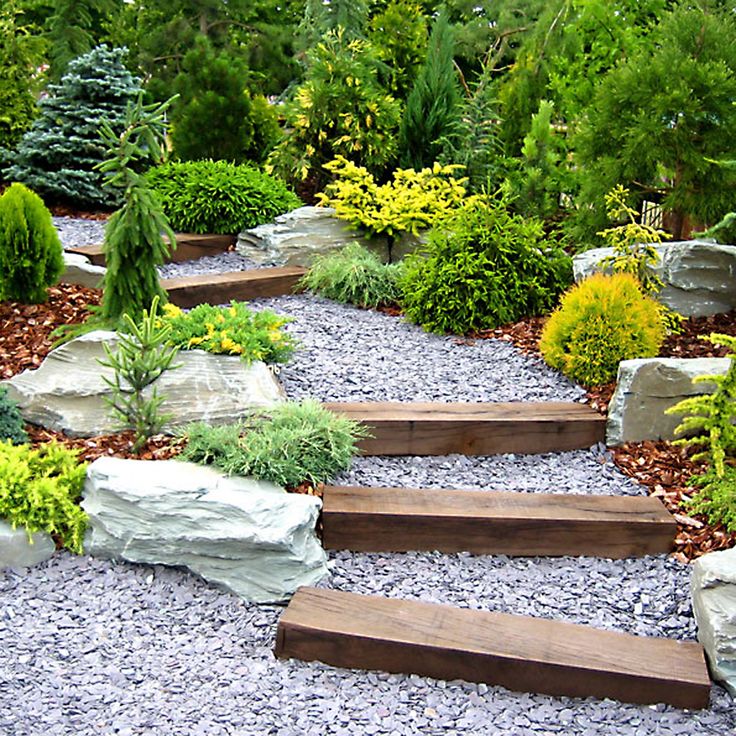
[4,45,141,207]
[399,12,461,170]
[98,95,175,326]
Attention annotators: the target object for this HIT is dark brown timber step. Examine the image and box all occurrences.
[275,588,710,709]
[321,485,676,558]
[162,266,306,308]
[66,232,235,266]
[323,402,605,455]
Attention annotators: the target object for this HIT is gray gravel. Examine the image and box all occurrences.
[53,216,106,249]
[3,220,730,735]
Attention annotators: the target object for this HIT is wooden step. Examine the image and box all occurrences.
[324,402,606,455]
[66,232,235,266]
[275,588,710,709]
[321,486,676,558]
[162,266,305,308]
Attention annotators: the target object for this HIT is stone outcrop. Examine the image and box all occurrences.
[0,520,55,569]
[237,206,415,266]
[61,251,106,288]
[691,547,736,696]
[2,330,284,437]
[606,357,730,445]
[572,240,736,317]
[82,457,328,603]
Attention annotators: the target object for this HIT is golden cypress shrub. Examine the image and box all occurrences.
[539,272,664,387]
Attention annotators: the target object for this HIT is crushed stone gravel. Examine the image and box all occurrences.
[3,221,731,735]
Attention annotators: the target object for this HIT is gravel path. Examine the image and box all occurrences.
[2,221,732,735]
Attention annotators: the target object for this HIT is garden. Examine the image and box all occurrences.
[1,1,736,734]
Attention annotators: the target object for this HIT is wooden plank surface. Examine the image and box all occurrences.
[321,485,676,558]
[163,266,305,307]
[323,402,606,455]
[276,588,710,709]
[66,233,234,266]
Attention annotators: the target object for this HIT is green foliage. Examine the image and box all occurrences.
[97,94,175,326]
[399,12,461,171]
[299,244,403,309]
[539,273,665,387]
[181,399,369,487]
[666,333,736,476]
[400,196,572,335]
[687,466,736,533]
[573,4,736,242]
[146,160,300,235]
[99,297,180,453]
[298,0,369,49]
[0,182,64,304]
[0,440,88,553]
[316,156,468,239]
[266,30,402,197]
[160,301,296,365]
[0,386,27,445]
[3,45,141,207]
[170,37,280,164]
[0,2,45,151]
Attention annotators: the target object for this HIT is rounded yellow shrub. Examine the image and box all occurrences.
[539,272,665,387]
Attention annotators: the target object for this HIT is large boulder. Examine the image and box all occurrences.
[0,520,55,569]
[691,547,736,697]
[606,357,729,445]
[82,457,328,603]
[61,251,106,288]
[2,330,284,437]
[572,240,736,317]
[236,206,393,266]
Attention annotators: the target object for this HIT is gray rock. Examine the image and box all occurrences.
[0,520,55,568]
[607,358,729,445]
[82,457,328,603]
[237,206,394,266]
[572,240,736,317]
[61,252,106,288]
[691,547,736,696]
[2,330,284,437]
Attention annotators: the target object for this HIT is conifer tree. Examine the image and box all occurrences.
[4,45,141,207]
[399,12,461,170]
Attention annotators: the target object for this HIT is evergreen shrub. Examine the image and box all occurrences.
[300,244,403,309]
[539,273,664,387]
[146,160,301,235]
[0,182,64,303]
[0,441,88,553]
[400,198,572,335]
[181,399,369,487]
[3,45,141,207]
[160,302,296,365]
[0,387,27,445]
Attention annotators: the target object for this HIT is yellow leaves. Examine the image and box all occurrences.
[365,114,373,128]
[162,303,183,318]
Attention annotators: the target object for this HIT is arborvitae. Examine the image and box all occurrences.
[399,12,461,170]
[4,45,141,207]
[0,182,64,304]
[97,95,175,326]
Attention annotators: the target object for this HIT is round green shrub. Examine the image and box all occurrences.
[146,160,301,235]
[0,182,64,303]
[539,272,665,387]
[0,386,27,445]
[400,198,572,334]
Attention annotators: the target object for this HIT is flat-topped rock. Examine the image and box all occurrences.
[0,520,55,569]
[573,240,736,317]
[2,330,284,437]
[61,251,106,288]
[692,547,736,697]
[83,458,328,603]
[606,358,729,445]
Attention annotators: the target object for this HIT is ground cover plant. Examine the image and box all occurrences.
[0,386,27,445]
[400,196,571,335]
[160,302,296,365]
[181,399,368,488]
[0,440,87,553]
[299,243,403,309]
[146,160,300,235]
[0,182,64,304]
